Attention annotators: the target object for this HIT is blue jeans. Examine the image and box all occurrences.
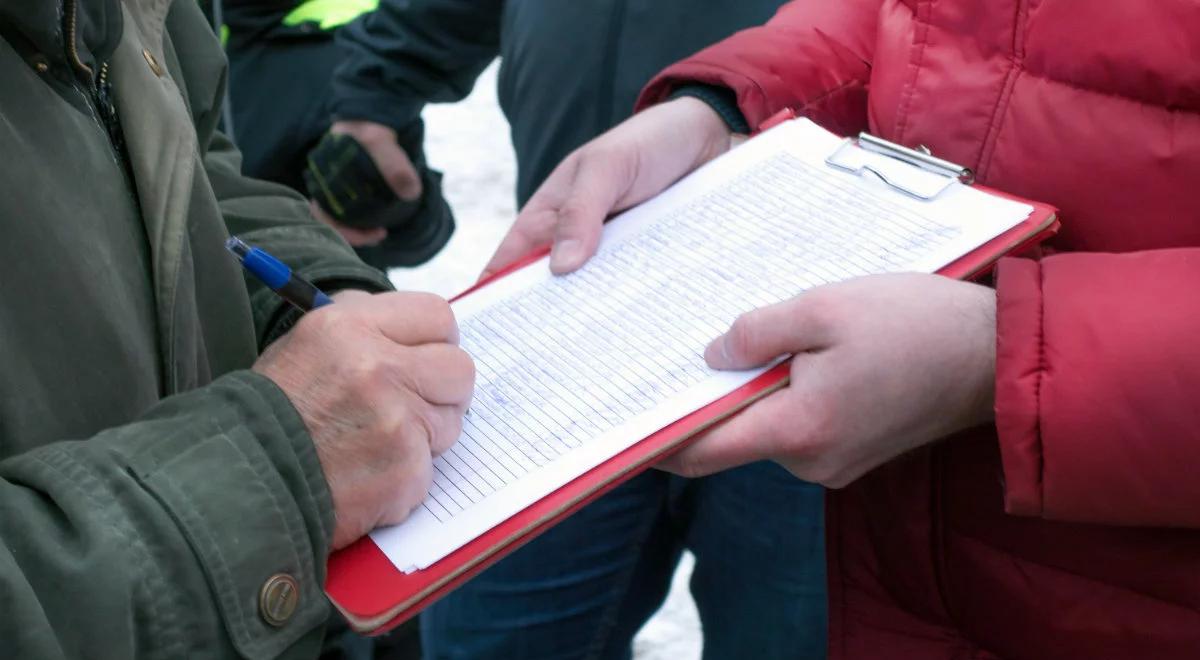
[421,462,827,659]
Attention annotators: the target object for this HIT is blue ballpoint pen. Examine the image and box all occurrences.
[225,237,334,311]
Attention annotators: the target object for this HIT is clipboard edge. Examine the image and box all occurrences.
[331,368,792,632]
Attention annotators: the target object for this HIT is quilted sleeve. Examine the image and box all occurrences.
[636,0,883,135]
[994,250,1200,528]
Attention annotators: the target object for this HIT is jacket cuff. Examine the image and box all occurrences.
[329,91,424,137]
[257,262,394,349]
[128,371,334,657]
[668,84,751,135]
[993,257,1046,516]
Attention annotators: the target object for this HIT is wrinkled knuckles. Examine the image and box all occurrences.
[384,460,425,501]
[383,469,434,525]
[447,346,477,394]
[374,408,408,445]
[346,355,390,400]
[433,415,464,457]
[396,404,438,453]
[408,293,458,342]
[302,303,357,338]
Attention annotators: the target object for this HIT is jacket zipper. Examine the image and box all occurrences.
[65,0,126,153]
[64,0,94,78]
[64,0,133,184]
[93,62,128,157]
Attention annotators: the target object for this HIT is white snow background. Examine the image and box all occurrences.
[387,62,703,660]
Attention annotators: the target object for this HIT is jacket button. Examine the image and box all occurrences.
[259,573,300,627]
[30,55,49,74]
[142,48,164,77]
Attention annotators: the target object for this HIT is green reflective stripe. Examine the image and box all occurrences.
[282,0,379,30]
[220,24,230,46]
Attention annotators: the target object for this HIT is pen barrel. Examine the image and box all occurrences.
[278,276,333,311]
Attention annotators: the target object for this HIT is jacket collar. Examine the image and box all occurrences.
[0,0,122,75]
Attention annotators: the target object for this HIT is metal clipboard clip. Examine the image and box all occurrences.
[824,133,975,201]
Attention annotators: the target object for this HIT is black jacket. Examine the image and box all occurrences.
[331,0,787,205]
[218,0,458,271]
[218,0,346,190]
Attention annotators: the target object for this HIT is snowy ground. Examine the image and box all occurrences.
[387,62,703,660]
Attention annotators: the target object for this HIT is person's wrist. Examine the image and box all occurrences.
[668,96,738,168]
[965,285,998,428]
[330,119,394,145]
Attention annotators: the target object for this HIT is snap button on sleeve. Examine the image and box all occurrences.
[258,573,301,627]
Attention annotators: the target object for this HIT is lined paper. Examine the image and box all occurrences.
[373,119,1032,572]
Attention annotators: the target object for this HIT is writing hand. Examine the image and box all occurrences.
[255,291,474,549]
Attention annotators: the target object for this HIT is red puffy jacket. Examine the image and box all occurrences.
[640,1,1200,657]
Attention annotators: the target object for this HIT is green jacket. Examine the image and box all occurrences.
[0,0,391,657]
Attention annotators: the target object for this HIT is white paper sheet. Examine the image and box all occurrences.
[371,119,1033,572]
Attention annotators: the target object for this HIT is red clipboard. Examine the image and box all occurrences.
[325,146,1061,636]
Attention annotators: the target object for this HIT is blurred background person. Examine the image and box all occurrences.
[217,0,456,272]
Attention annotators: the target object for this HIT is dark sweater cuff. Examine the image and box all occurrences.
[669,84,751,135]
